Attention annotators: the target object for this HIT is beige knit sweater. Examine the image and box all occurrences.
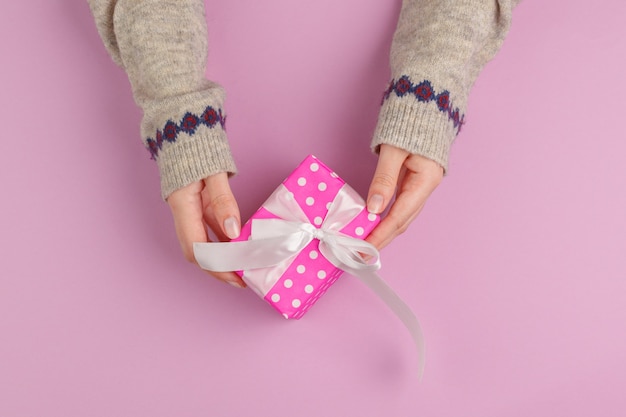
[88,0,519,199]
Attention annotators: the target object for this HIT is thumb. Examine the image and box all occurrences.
[203,173,241,241]
[367,144,410,214]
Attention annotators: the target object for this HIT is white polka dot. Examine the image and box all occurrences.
[355,227,365,236]
[330,172,339,178]
[313,216,323,225]
[326,202,332,210]
[282,313,289,319]
[297,177,306,186]
[368,213,377,222]
[318,182,327,191]
[305,285,314,294]
[317,270,327,279]
[284,279,293,288]
[271,293,280,302]
[292,299,302,308]
[296,265,306,274]
[310,163,319,172]
[309,250,319,259]
[305,197,315,206]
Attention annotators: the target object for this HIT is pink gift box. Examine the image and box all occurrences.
[194,155,425,377]
[232,155,380,319]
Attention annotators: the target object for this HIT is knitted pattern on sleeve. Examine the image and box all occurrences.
[383,76,466,133]
[88,0,236,199]
[145,106,226,160]
[372,0,519,173]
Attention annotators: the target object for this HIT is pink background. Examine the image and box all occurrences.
[1,1,625,416]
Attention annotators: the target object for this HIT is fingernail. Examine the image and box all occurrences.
[224,216,240,239]
[367,194,384,214]
[227,281,245,289]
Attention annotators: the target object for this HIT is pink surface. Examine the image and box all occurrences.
[231,155,380,319]
[1,1,625,416]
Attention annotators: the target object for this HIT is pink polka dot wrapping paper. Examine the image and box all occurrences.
[232,155,380,319]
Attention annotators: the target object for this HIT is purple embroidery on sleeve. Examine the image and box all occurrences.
[383,76,465,133]
[145,105,226,160]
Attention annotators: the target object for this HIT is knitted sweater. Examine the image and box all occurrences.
[88,0,519,200]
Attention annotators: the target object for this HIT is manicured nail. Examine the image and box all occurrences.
[227,280,245,289]
[224,216,240,239]
[367,194,384,214]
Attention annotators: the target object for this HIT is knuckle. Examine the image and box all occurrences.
[372,172,397,189]
[415,171,442,190]
[429,172,443,186]
[422,165,444,185]
[387,214,405,234]
[210,193,235,211]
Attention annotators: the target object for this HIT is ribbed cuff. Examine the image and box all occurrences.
[156,125,236,200]
[371,95,459,173]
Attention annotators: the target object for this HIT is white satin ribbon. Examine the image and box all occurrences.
[193,184,425,378]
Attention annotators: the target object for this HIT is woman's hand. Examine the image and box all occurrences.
[167,173,246,288]
[366,144,444,250]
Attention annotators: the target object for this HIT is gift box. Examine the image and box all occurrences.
[194,155,425,376]
[231,155,380,319]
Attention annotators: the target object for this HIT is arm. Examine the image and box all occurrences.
[367,0,520,249]
[88,0,245,287]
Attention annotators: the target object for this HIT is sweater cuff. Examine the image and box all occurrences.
[371,77,466,174]
[148,111,236,200]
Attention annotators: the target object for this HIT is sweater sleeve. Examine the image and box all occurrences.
[372,0,520,172]
[88,0,236,199]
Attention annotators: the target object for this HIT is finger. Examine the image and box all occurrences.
[203,269,247,288]
[203,204,229,242]
[367,200,426,250]
[367,144,410,214]
[168,182,246,288]
[366,170,436,250]
[202,173,241,240]
[168,181,207,263]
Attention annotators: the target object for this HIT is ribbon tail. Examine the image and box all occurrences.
[348,269,426,380]
[193,235,308,271]
[319,238,425,379]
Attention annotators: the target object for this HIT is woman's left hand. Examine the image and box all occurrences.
[365,144,444,250]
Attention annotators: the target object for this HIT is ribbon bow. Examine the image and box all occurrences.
[194,184,425,378]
